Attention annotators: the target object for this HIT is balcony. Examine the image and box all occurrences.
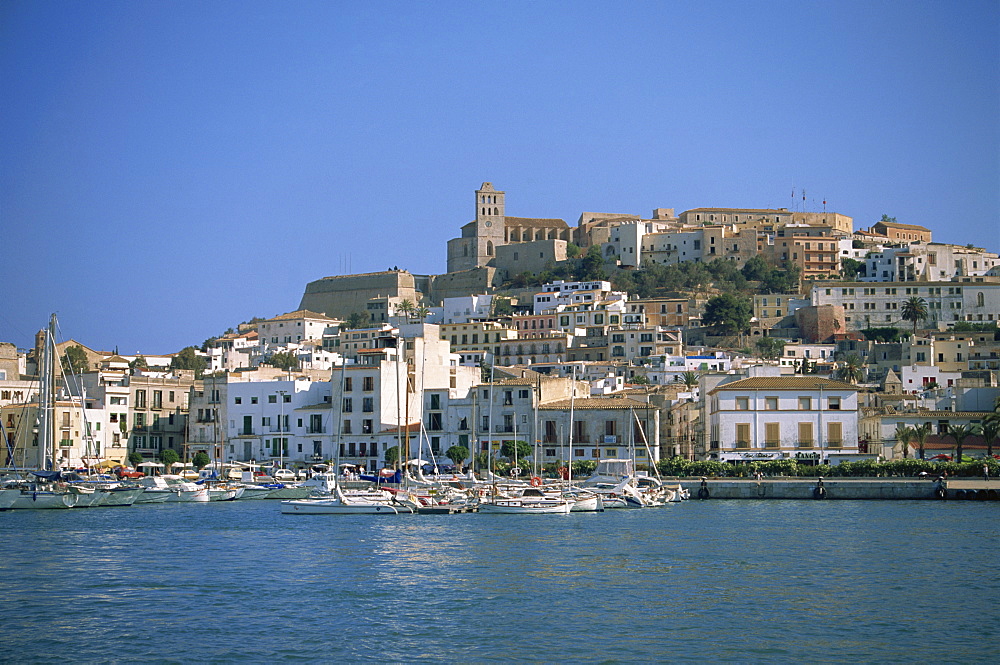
[306,427,326,434]
[797,441,815,449]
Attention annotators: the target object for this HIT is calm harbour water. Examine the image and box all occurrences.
[1,500,997,663]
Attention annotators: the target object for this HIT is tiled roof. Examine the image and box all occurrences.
[709,377,858,394]
[876,221,931,232]
[267,310,335,322]
[539,397,655,410]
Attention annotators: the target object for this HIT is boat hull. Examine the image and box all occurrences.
[479,500,572,514]
[10,490,78,509]
[280,498,402,514]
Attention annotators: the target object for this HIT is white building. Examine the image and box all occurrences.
[707,376,862,465]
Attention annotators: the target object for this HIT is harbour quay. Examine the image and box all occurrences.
[675,477,1000,500]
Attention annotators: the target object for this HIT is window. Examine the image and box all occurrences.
[798,397,812,410]
[827,422,843,446]
[828,396,841,410]
[363,377,373,391]
[362,398,374,413]
[765,397,778,411]
[428,413,443,430]
[343,398,353,412]
[342,420,352,434]
[765,422,780,446]
[429,394,441,410]
[736,423,751,447]
[234,397,242,405]
[798,422,814,446]
[344,377,352,391]
[736,397,749,410]
[269,395,277,404]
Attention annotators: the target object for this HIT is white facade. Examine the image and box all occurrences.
[811,281,1000,330]
[708,377,861,464]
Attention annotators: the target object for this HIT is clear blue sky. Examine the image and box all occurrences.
[2,0,997,354]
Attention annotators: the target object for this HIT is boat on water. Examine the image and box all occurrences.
[137,475,210,502]
[478,495,573,514]
[0,488,20,510]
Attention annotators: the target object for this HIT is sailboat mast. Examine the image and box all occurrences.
[39,313,57,470]
[567,364,575,484]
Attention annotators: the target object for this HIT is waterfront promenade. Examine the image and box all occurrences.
[675,477,999,500]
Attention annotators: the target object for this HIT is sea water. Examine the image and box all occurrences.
[0,500,997,663]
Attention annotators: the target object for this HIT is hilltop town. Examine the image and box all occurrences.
[3,182,999,472]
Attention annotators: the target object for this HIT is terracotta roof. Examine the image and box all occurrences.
[505,216,568,228]
[539,397,655,410]
[709,377,858,394]
[267,310,336,322]
[875,221,931,232]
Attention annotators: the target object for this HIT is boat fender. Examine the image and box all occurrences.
[813,486,827,499]
[697,487,710,500]
[530,476,543,487]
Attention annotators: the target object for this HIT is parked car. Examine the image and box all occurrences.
[114,466,145,479]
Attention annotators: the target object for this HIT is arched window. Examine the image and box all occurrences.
[977,292,985,307]
[494,207,499,215]
[463,244,468,257]
[486,241,493,256]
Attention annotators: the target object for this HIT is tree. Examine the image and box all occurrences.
[129,355,148,371]
[893,424,913,459]
[268,351,299,371]
[445,445,469,471]
[912,422,932,460]
[62,345,89,376]
[978,406,1000,458]
[500,439,532,462]
[675,371,699,391]
[880,214,898,224]
[755,337,785,361]
[170,346,207,378]
[345,312,369,330]
[579,245,607,281]
[741,256,771,282]
[159,448,180,470]
[703,293,752,337]
[491,295,513,317]
[396,299,415,322]
[384,444,401,468]
[946,423,976,463]
[901,296,929,335]
[127,450,144,468]
[841,258,864,281]
[192,451,211,470]
[837,354,864,384]
[566,243,582,259]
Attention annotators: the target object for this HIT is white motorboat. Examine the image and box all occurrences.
[137,475,210,502]
[478,496,572,514]
[281,485,410,514]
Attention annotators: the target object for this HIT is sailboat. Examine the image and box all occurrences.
[3,315,83,509]
[280,360,408,515]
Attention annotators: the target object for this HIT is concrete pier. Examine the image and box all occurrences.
[675,478,1000,500]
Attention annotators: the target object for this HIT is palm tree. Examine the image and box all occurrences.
[901,296,929,336]
[894,423,914,459]
[396,299,415,323]
[977,412,999,459]
[837,354,864,384]
[912,422,932,460]
[946,423,976,463]
[675,371,699,392]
